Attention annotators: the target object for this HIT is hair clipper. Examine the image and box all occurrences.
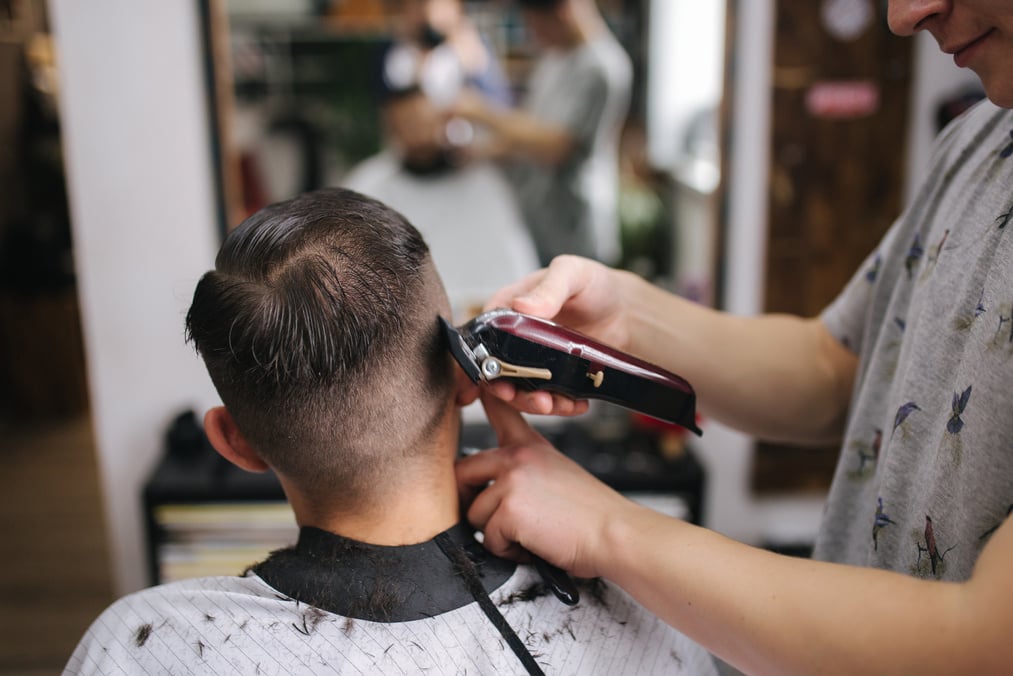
[440,308,702,435]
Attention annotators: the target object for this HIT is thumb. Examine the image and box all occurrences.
[480,391,543,448]
[511,255,593,319]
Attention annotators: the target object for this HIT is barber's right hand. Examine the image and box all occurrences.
[482,255,633,415]
[457,393,635,579]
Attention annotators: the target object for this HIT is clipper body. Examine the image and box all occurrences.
[442,309,702,435]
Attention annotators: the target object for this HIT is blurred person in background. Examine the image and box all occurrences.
[450,0,632,266]
[378,0,513,109]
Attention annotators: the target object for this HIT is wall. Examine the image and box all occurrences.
[50,0,222,594]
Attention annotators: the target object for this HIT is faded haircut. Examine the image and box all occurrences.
[185,188,455,505]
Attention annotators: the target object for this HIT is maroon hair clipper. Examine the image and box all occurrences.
[441,308,702,436]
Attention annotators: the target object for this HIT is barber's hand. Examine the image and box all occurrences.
[483,255,632,415]
[456,393,635,579]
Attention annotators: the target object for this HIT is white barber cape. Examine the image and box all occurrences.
[65,523,718,675]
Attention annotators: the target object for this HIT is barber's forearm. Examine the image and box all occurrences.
[601,506,989,676]
[474,107,573,166]
[620,275,855,445]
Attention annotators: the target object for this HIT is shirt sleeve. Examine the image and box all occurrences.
[819,219,903,356]
[532,58,610,156]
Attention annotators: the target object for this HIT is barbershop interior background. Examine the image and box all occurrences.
[0,0,982,671]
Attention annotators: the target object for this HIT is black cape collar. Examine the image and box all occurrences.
[252,521,517,623]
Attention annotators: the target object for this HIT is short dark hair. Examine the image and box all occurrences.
[186,188,455,505]
[515,0,565,10]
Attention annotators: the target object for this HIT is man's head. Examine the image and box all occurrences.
[390,0,465,48]
[888,0,1013,108]
[186,188,468,509]
[517,0,589,49]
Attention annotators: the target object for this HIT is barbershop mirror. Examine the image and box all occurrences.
[198,0,729,315]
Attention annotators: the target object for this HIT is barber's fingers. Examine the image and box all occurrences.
[510,390,589,416]
[484,256,588,316]
[460,461,531,561]
[511,255,593,318]
[461,463,505,531]
[480,391,545,447]
[485,381,590,417]
[455,444,510,503]
[483,269,548,313]
[481,507,530,562]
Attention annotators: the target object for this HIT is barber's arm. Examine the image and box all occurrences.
[458,395,1013,675]
[484,255,857,446]
[450,90,574,166]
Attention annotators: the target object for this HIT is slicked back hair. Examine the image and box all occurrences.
[186,188,455,505]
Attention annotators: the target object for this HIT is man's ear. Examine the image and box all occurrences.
[203,406,270,473]
[454,365,481,408]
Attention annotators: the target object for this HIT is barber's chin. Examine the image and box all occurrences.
[972,67,1013,109]
[982,87,1013,110]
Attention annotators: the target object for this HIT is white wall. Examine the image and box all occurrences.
[646,0,726,172]
[50,0,222,594]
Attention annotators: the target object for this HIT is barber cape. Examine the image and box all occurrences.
[65,522,716,675]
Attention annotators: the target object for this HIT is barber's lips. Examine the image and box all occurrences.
[950,29,995,68]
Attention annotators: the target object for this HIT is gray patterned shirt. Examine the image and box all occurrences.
[816,100,1013,580]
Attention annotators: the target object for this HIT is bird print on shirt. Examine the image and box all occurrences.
[872,497,895,551]
[914,515,956,578]
[946,386,972,435]
[933,385,973,467]
[920,229,950,282]
[848,429,881,480]
[1000,129,1013,159]
[892,401,920,441]
[953,287,988,333]
[864,253,882,283]
[904,234,924,279]
[992,303,1013,348]
[998,208,1012,231]
[997,129,1013,226]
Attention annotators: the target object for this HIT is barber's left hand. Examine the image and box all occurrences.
[456,392,635,579]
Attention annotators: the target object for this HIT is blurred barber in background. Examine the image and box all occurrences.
[450,0,632,267]
[380,0,513,110]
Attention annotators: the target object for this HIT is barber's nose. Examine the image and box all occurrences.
[887,0,951,36]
